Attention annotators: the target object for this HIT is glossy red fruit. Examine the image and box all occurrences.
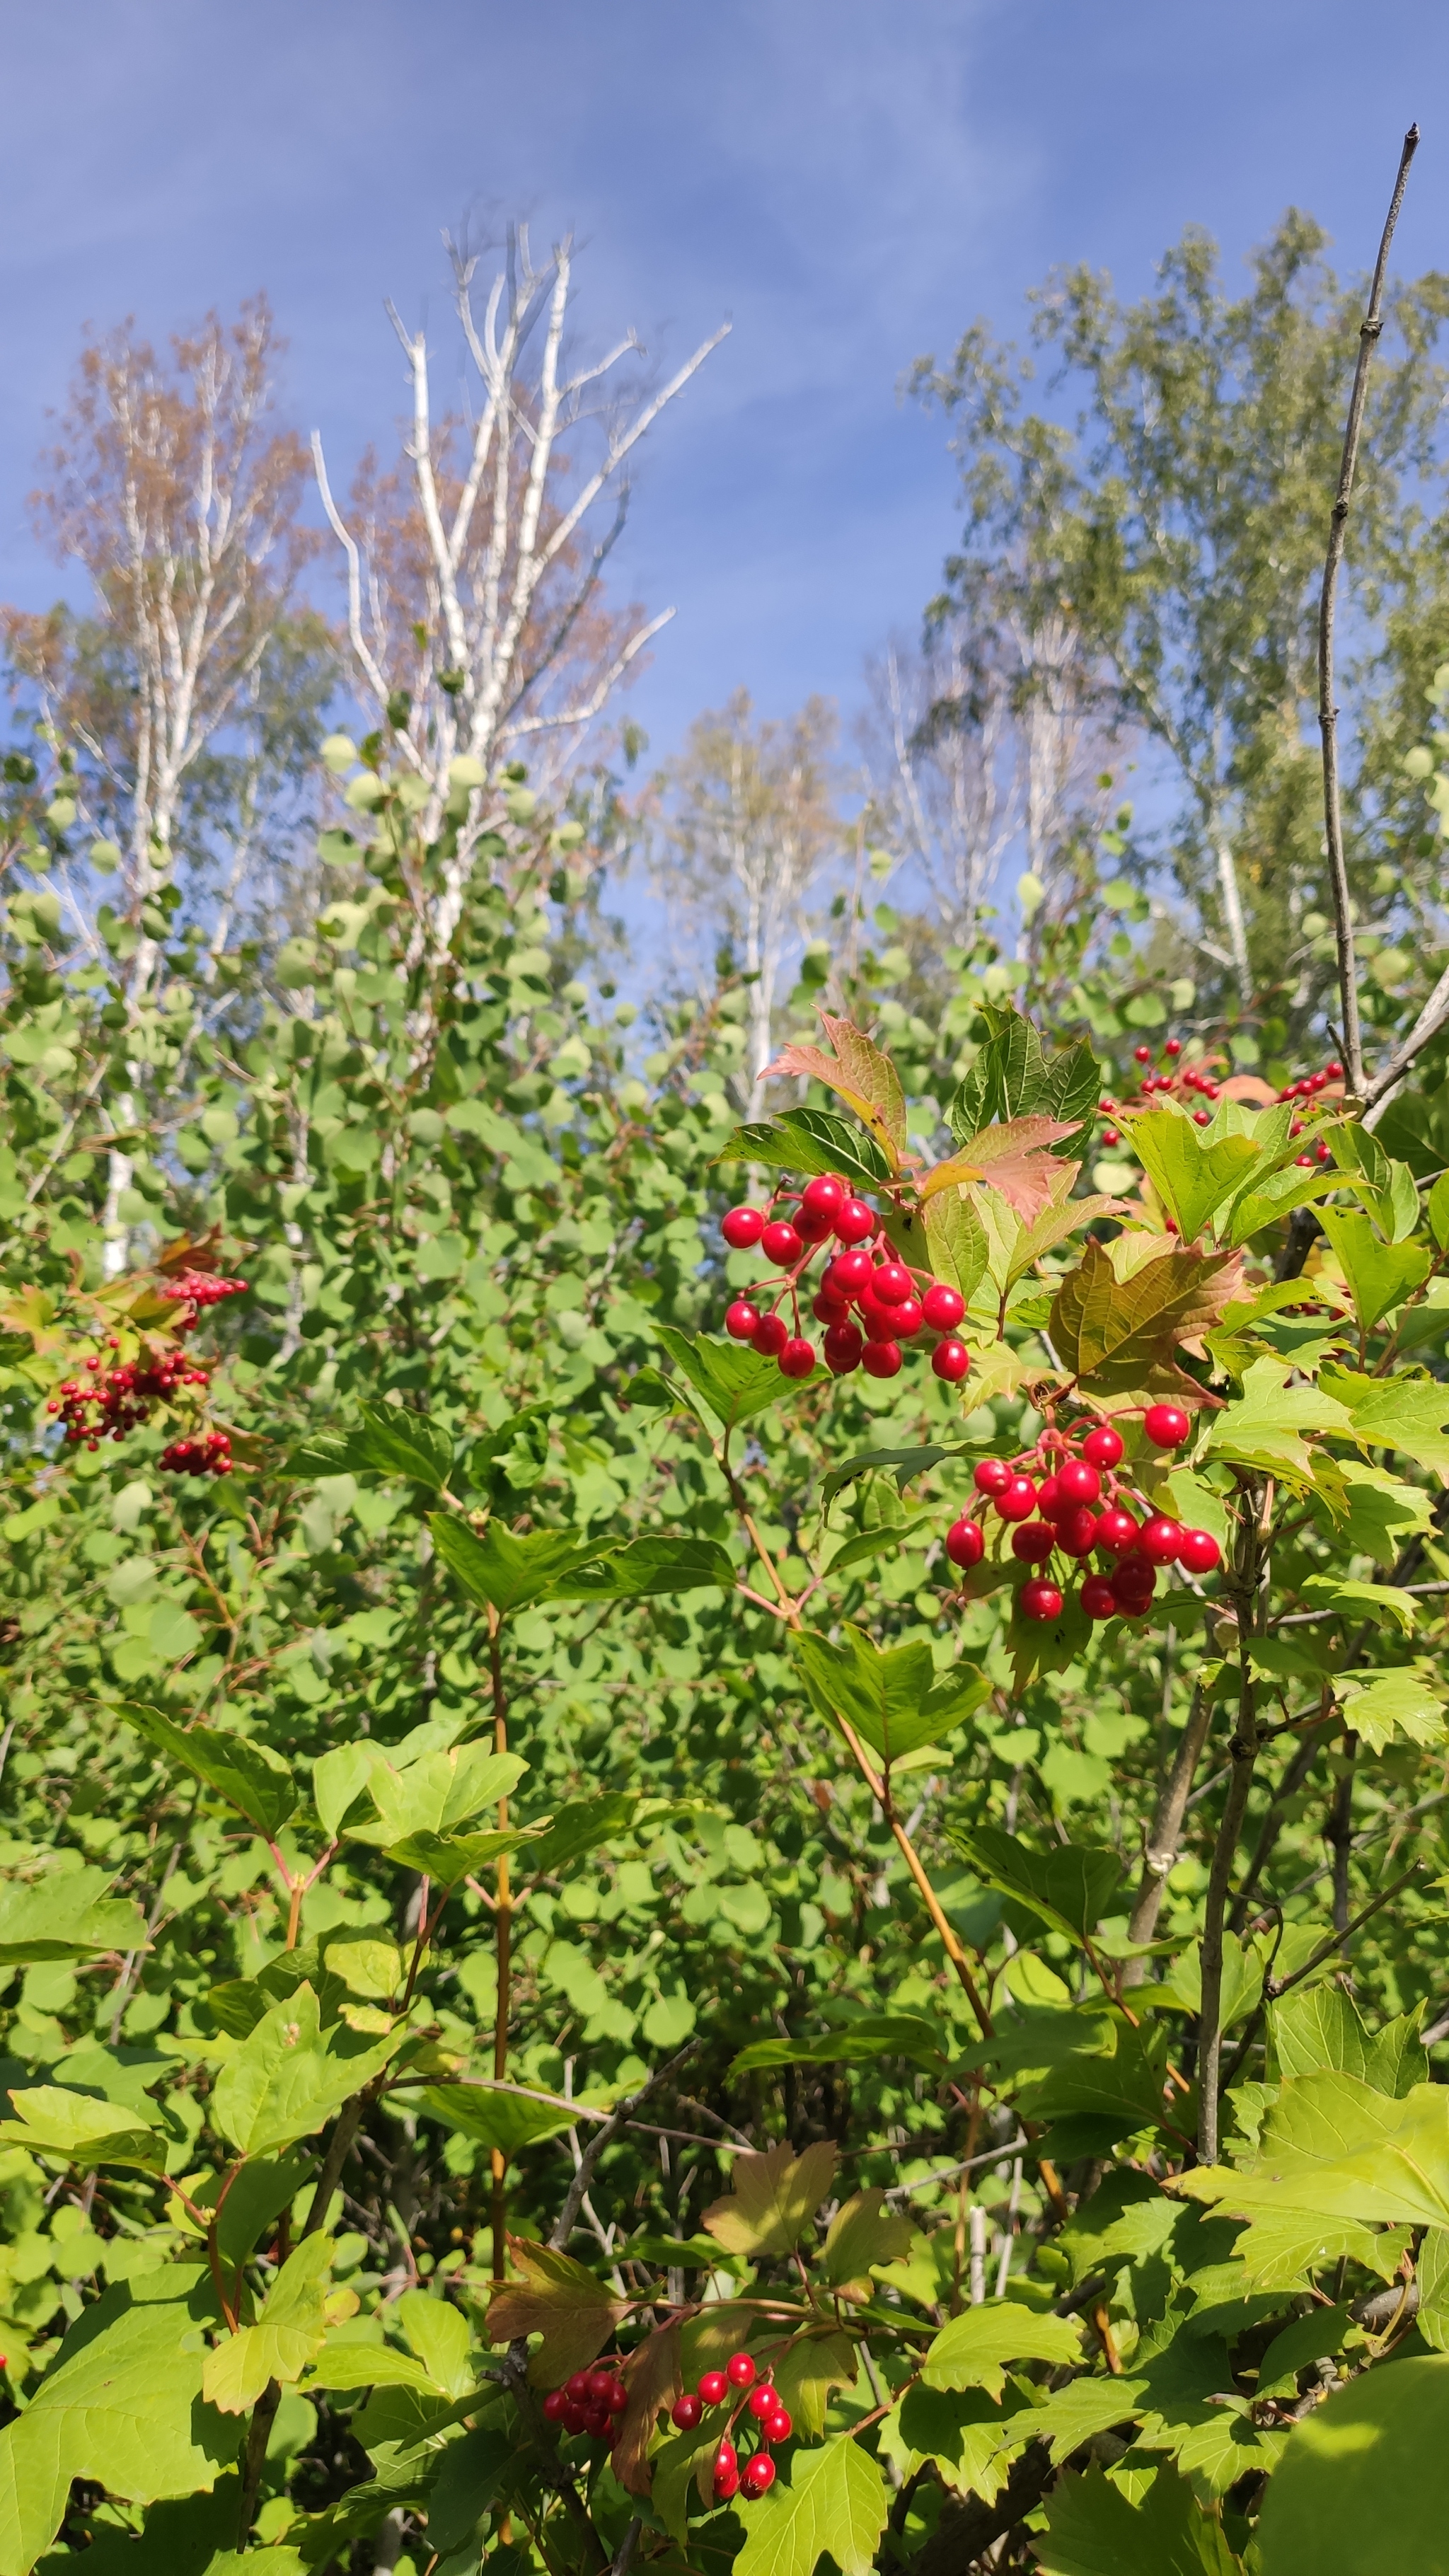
[742,2456,777,2499]
[583,2405,611,2438]
[1325,1058,1344,1079]
[1102,1126,1121,1145]
[1165,1036,1182,1056]
[795,1201,837,1244]
[778,1337,816,1380]
[766,2405,792,2442]
[974,1458,1011,1496]
[1095,1505,1139,1556]
[747,2385,778,2420]
[606,2378,628,2414]
[564,2401,589,2434]
[672,2393,703,2429]
[995,1474,1038,1523]
[567,2371,594,2402]
[932,1338,971,1382]
[1020,1577,1064,1622]
[860,1299,901,1343]
[751,1314,789,1357]
[722,1206,765,1249]
[1143,1402,1190,1449]
[945,1515,984,1569]
[1012,1520,1056,1563]
[1177,1526,1223,1573]
[835,1197,877,1244]
[922,1281,965,1332]
[801,1174,847,1223]
[812,1290,852,1327]
[891,1295,925,1338]
[698,2371,728,2405]
[1055,1506,1098,1558]
[872,1260,913,1305]
[1137,1515,1184,1566]
[824,1323,865,1375]
[1110,1560,1157,1609]
[1081,1423,1124,1469]
[1036,1474,1061,1518]
[1055,1457,1100,1507]
[1133,1044,1153,1063]
[725,1300,761,1341]
[826,1248,874,1297]
[543,2389,570,2422]
[761,1219,804,1268]
[727,2353,757,2389]
[587,2368,616,2403]
[1080,1575,1119,1619]
[861,1340,903,1377]
[713,2441,740,2502]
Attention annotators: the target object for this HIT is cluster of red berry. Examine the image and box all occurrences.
[942,1404,1223,1624]
[158,1430,233,1477]
[542,2363,628,2442]
[1099,1036,1221,1143]
[721,1177,969,1385]
[670,2350,788,2500]
[161,1271,248,1332]
[48,1347,212,1452]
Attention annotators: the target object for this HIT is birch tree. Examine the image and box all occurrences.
[312,224,727,958]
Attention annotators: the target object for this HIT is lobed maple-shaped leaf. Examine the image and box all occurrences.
[920,1117,1082,1225]
[1049,1237,1243,1397]
[761,1012,907,1165]
[487,2234,628,2387]
[814,2189,918,2301]
[701,2138,838,2258]
[613,2316,682,2495]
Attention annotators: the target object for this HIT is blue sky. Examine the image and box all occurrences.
[1,0,1446,771]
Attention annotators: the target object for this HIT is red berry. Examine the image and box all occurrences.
[607,2378,628,2414]
[1055,1506,1098,1558]
[1020,1577,1063,1622]
[1036,1472,1061,1518]
[1133,1044,1153,1063]
[922,1281,965,1332]
[861,1340,902,1378]
[801,1174,847,1223]
[564,2401,588,2434]
[751,1315,789,1357]
[1110,1557,1157,1607]
[583,2404,611,2438]
[713,2442,741,2501]
[1011,1521,1056,1563]
[890,1295,925,1338]
[1095,1506,1139,1557]
[835,1197,877,1244]
[722,1207,765,1249]
[727,2352,757,2388]
[945,1515,984,1569]
[672,2393,703,2429]
[795,1201,837,1243]
[824,1323,864,1375]
[1325,1058,1344,1079]
[761,1220,804,1268]
[1102,1126,1121,1145]
[932,1337,970,1382]
[860,1298,901,1344]
[1177,1526,1223,1573]
[1165,1036,1182,1056]
[567,2372,594,2401]
[742,2456,776,2499]
[765,2405,792,2442]
[1143,1403,1190,1449]
[1315,1139,1332,1165]
[778,1338,816,1380]
[587,2368,616,2403]
[698,2372,728,2405]
[1054,1457,1100,1507]
[995,1474,1038,1523]
[812,1290,852,1326]
[725,1300,761,1341]
[1137,1515,1183,1566]
[1081,1423,1123,1469]
[974,1459,1011,1496]
[872,1260,913,1305]
[826,1248,873,1297]
[747,2385,777,2420]
[1194,1109,1211,1126]
[1080,1575,1119,1619]
[544,2389,570,2422]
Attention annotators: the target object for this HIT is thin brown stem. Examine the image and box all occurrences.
[1329,1731,1358,1938]
[1318,122,1419,1104]
[488,1600,512,2289]
[1124,1678,1214,1983]
[1197,1487,1265,2161]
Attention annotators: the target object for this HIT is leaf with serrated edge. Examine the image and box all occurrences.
[729,2015,943,2077]
[1320,1365,1449,1482]
[0,2083,165,2171]
[1050,1237,1243,1396]
[486,2234,626,2386]
[1205,1358,1356,1484]
[734,2436,890,2576]
[701,2139,838,2257]
[715,1106,891,1190]
[211,1983,399,2156]
[1121,1102,1262,1241]
[429,1513,607,1614]
[921,2299,1083,2398]
[202,2234,333,2414]
[921,1118,1081,1223]
[762,1013,906,1165]
[119,1703,297,1836]
[815,2190,918,2299]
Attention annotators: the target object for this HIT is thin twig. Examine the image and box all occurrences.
[548,2045,699,2253]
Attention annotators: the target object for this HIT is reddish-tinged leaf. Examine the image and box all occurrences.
[922,1118,1081,1224]
[762,1012,906,1164]
[1049,1238,1244,1398]
[613,2318,682,2495]
[487,2234,628,2387]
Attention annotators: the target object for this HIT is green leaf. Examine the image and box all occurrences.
[1316,1208,1431,1332]
[794,1626,988,1762]
[1256,2353,1449,2576]
[1224,1159,1343,1249]
[547,1534,737,1599]
[1204,1357,1355,1484]
[1415,2227,1449,2350]
[949,1823,1123,1946]
[1121,1103,1262,1242]
[734,2432,890,2576]
[814,2190,918,2299]
[486,2235,627,2386]
[0,2270,242,2573]
[1182,2072,1449,2231]
[1037,2464,1239,2576]
[382,1824,538,1886]
[415,2082,582,2156]
[1337,1666,1446,1753]
[700,2140,838,2258]
[302,2338,441,2394]
[211,1983,400,2156]
[0,2082,165,2171]
[1320,1365,1449,1482]
[0,1863,147,1965]
[654,1325,805,1432]
[920,2298,1083,2398]
[819,1443,966,1514]
[202,2234,334,2413]
[190,2149,317,2270]
[519,1793,640,1881]
[352,1404,454,1489]
[1298,1574,1416,1633]
[428,1513,606,1615]
[118,1704,297,1836]
[729,2014,945,2077]
[922,1184,992,1302]
[716,1107,891,1191]
[342,1743,526,1847]
[766,1012,907,1162]
[1254,2302,1354,2400]
[1049,1237,1241,1395]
